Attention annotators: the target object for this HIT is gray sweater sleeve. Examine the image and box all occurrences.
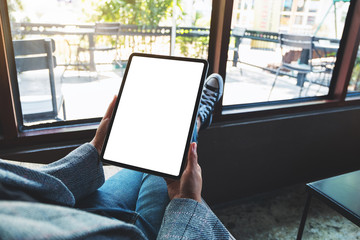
[39,143,105,202]
[158,198,233,240]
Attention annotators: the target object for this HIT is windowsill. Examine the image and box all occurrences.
[216,96,360,125]
[3,94,360,155]
[222,98,330,115]
[209,99,360,131]
[3,97,360,162]
[345,93,360,101]
[7,95,360,143]
[0,121,99,153]
[18,121,99,137]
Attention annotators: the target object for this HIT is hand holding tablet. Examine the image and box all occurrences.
[101,53,208,179]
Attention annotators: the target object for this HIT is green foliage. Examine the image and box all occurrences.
[177,36,209,58]
[7,0,29,40]
[176,11,209,58]
[7,0,25,22]
[350,56,360,91]
[88,0,176,27]
[84,0,210,58]
[7,0,23,13]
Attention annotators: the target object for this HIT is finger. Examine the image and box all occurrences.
[183,142,195,170]
[187,142,198,168]
[104,95,117,120]
[92,118,110,151]
[97,118,110,136]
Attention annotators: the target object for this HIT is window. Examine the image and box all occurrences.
[236,13,241,23]
[280,15,291,27]
[308,0,320,13]
[295,15,303,25]
[237,0,242,10]
[283,0,293,12]
[297,0,306,12]
[306,16,316,25]
[223,0,350,107]
[6,0,213,127]
[1,0,360,153]
[347,43,360,94]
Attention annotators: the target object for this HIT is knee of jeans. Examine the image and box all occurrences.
[135,215,158,240]
[139,174,169,202]
[142,173,165,185]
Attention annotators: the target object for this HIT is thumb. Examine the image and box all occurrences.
[98,118,111,138]
[187,143,198,168]
[92,118,111,154]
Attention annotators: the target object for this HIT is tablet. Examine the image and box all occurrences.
[101,53,208,179]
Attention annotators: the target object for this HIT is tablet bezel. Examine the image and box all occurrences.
[101,53,208,179]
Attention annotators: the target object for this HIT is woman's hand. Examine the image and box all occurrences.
[90,96,117,155]
[165,142,202,202]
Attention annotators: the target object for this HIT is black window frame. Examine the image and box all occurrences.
[210,0,360,123]
[1,0,360,162]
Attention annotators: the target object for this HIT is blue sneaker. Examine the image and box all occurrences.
[198,73,224,130]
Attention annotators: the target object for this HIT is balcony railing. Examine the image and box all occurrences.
[9,22,342,123]
[11,22,340,70]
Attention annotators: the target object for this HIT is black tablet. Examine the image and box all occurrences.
[101,53,208,179]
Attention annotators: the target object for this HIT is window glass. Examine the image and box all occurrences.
[297,0,306,12]
[283,0,293,11]
[295,16,303,25]
[308,0,320,13]
[347,43,360,94]
[280,15,291,26]
[306,16,316,25]
[7,0,212,126]
[224,0,349,106]
[244,3,248,10]
[238,1,242,9]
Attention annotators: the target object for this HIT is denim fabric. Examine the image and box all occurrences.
[0,201,147,240]
[0,144,104,206]
[38,143,105,203]
[76,169,169,240]
[192,120,198,143]
[0,199,234,240]
[158,198,234,240]
[75,121,199,239]
[0,141,233,239]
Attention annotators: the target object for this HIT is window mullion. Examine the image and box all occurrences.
[328,0,360,101]
[208,0,234,122]
[0,15,19,140]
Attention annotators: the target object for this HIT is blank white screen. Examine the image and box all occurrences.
[103,56,205,176]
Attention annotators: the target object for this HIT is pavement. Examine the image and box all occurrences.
[17,46,331,124]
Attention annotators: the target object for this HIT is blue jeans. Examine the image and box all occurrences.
[76,170,169,240]
[77,121,199,240]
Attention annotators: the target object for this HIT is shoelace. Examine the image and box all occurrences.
[199,88,218,123]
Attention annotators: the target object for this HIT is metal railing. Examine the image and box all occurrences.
[11,22,340,69]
